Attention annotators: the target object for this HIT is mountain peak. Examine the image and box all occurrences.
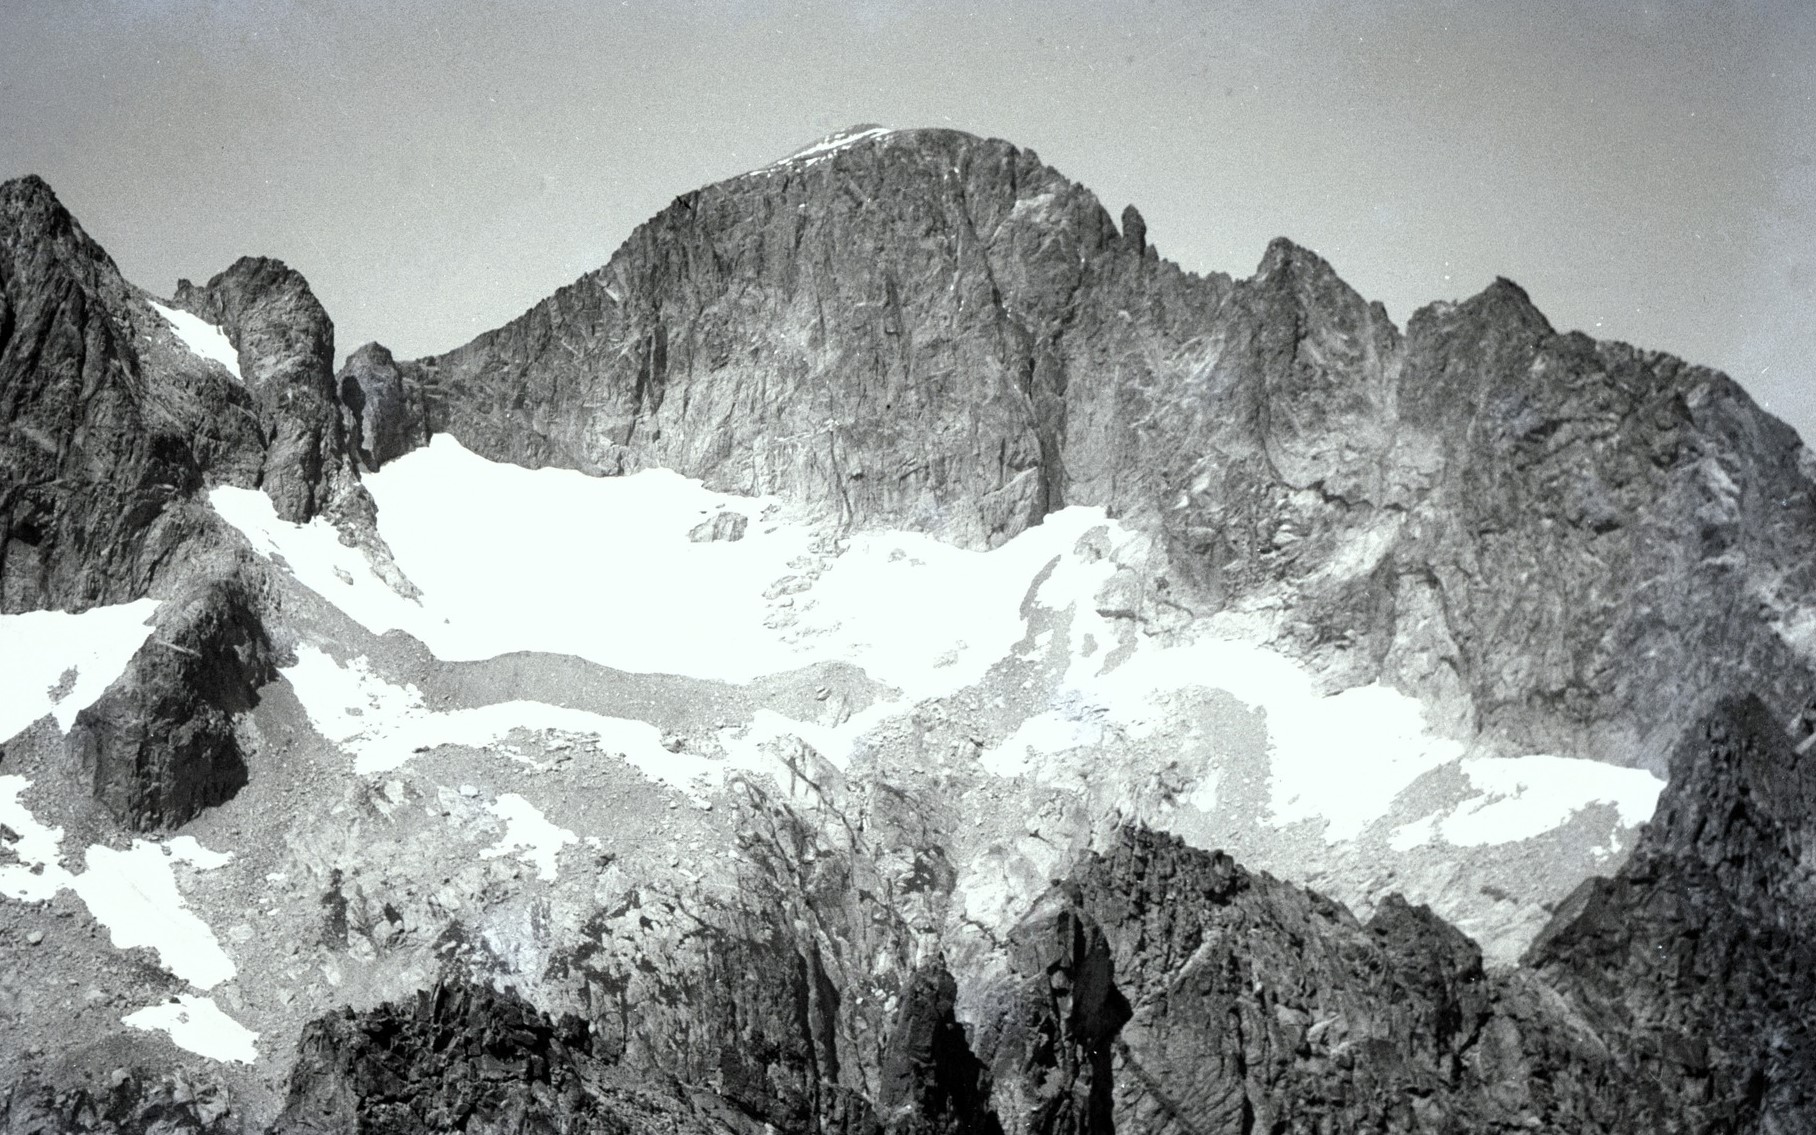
[1256,235,1340,281]
[1,173,91,252]
[770,123,897,168]
[0,172,60,209]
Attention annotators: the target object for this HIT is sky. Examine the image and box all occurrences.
[3,0,1812,438]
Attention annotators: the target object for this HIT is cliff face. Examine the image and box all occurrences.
[172,257,369,528]
[0,177,368,615]
[66,573,275,831]
[0,176,385,831]
[0,175,235,612]
[365,127,1816,771]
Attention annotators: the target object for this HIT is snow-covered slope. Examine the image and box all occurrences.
[200,436,1666,966]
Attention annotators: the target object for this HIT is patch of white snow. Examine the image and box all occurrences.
[0,599,160,739]
[282,647,720,788]
[124,994,258,1063]
[72,841,238,988]
[764,125,894,170]
[147,301,241,379]
[481,793,577,881]
[0,776,236,987]
[1437,755,1665,846]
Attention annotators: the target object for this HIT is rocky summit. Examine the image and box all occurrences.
[2,126,1815,1133]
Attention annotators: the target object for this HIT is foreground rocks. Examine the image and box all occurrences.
[1,1070,235,1135]
[254,695,1816,1134]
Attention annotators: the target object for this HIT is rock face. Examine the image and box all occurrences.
[334,341,427,473]
[1526,694,1816,1131]
[173,257,369,527]
[66,573,274,830]
[372,127,1816,770]
[1,1068,235,1135]
[0,173,391,830]
[10,133,1816,1135]
[0,175,369,615]
[0,176,243,612]
[274,982,721,1135]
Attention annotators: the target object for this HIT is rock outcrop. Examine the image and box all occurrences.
[65,572,274,830]
[1,1068,235,1135]
[335,342,427,473]
[1526,694,1816,1131]
[268,692,1816,1135]
[0,175,242,613]
[0,175,372,615]
[274,982,721,1135]
[172,257,370,528]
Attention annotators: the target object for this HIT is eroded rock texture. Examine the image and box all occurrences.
[336,342,428,472]
[1526,694,1816,1132]
[275,982,723,1135]
[0,1068,235,1135]
[0,175,372,614]
[0,174,391,828]
[277,692,1816,1134]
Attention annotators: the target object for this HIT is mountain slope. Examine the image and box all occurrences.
[359,127,1816,775]
[4,126,1816,1133]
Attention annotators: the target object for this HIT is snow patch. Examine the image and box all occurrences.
[765,125,894,170]
[72,840,238,988]
[148,300,241,380]
[0,776,236,988]
[124,994,258,1063]
[0,599,160,739]
[209,486,423,635]
[482,793,577,881]
[1437,755,1665,846]
[0,776,72,902]
[241,436,1121,701]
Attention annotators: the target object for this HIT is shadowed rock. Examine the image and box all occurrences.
[66,574,274,831]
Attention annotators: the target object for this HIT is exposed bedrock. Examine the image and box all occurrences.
[1,175,373,615]
[335,342,428,473]
[65,572,276,831]
[172,256,372,528]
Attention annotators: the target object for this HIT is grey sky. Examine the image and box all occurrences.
[4,1,1812,439]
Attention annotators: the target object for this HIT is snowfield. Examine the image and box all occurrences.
[215,436,1670,850]
[209,434,1669,937]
